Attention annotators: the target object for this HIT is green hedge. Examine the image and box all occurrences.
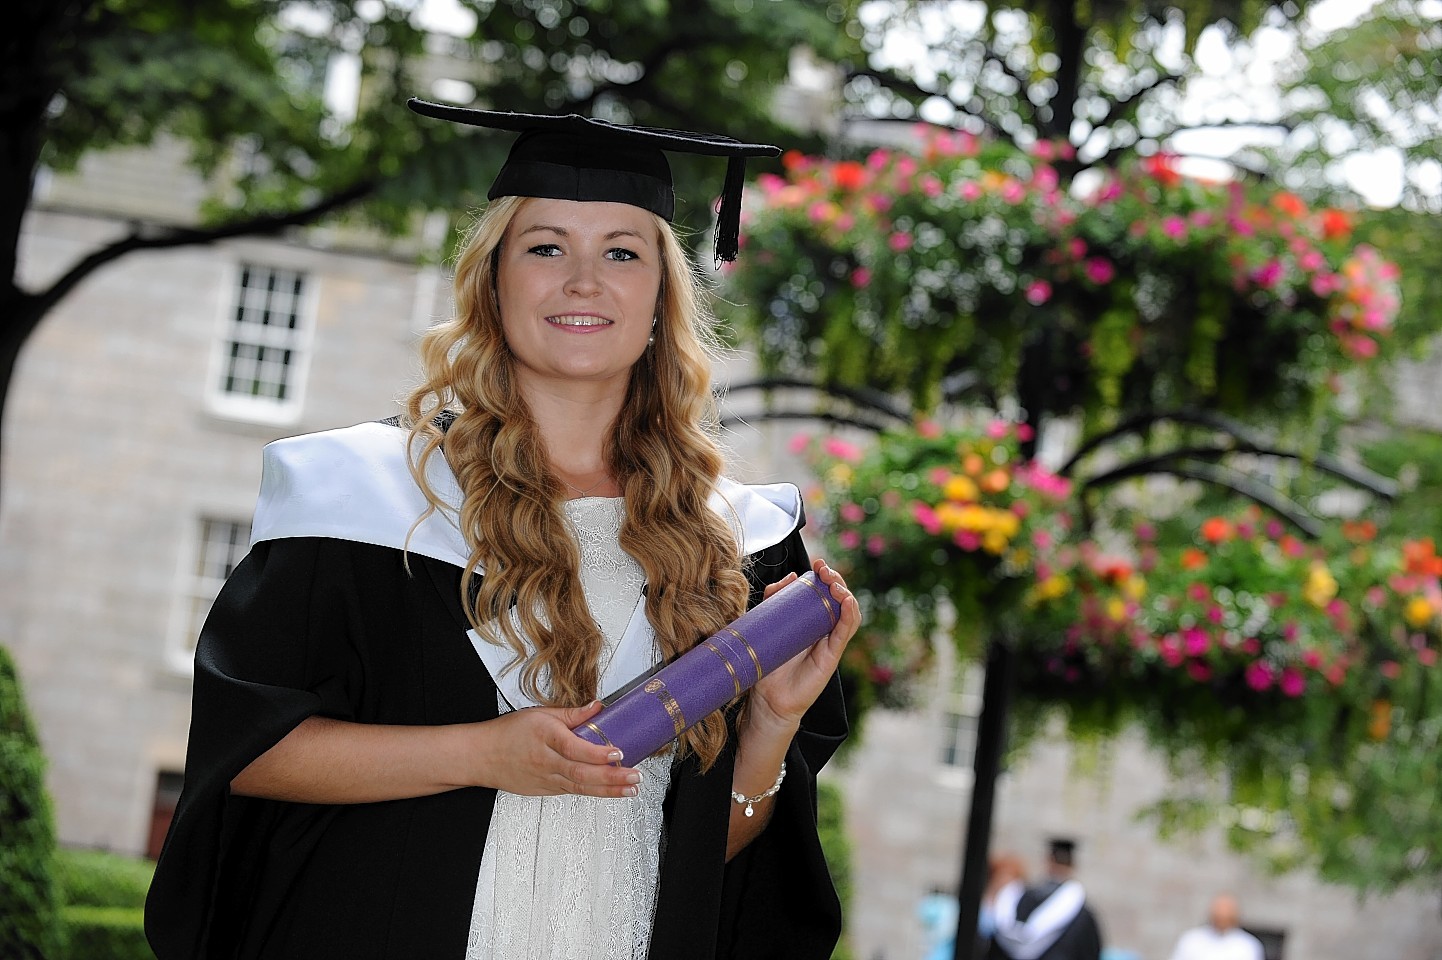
[817,778,855,960]
[0,644,62,960]
[55,848,154,909]
[60,906,153,960]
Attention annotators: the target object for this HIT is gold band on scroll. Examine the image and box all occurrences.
[703,640,743,698]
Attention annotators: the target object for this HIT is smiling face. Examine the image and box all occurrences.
[494,198,663,399]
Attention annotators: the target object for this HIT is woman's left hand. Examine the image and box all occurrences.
[746,557,861,739]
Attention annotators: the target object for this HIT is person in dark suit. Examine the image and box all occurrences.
[988,838,1103,960]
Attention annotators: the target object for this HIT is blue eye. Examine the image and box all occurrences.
[527,243,562,257]
[606,247,640,262]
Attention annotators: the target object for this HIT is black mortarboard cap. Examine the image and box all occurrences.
[407,99,781,262]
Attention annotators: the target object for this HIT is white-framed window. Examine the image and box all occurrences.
[168,516,252,673]
[935,661,984,788]
[206,262,315,424]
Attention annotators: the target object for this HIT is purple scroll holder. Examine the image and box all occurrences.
[572,571,841,763]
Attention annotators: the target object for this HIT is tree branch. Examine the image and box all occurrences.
[1091,70,1185,132]
[27,178,377,320]
[845,65,1005,140]
[723,376,912,423]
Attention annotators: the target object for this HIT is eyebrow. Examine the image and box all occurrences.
[517,223,651,244]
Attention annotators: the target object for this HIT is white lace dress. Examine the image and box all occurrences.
[466,497,673,960]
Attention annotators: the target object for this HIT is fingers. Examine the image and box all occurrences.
[761,571,799,600]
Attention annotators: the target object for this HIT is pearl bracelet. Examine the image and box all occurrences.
[731,760,787,818]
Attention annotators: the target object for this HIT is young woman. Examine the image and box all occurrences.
[145,103,860,960]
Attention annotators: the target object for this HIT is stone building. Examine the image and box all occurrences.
[5,118,1442,960]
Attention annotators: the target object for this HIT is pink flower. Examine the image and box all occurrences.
[917,419,941,438]
[756,172,787,197]
[1280,667,1305,697]
[1067,238,1088,260]
[839,502,865,524]
[928,466,951,485]
[807,201,834,224]
[1183,627,1210,657]
[866,148,890,171]
[866,193,893,214]
[1187,661,1212,683]
[1085,258,1116,284]
[866,535,887,556]
[1242,638,1261,655]
[1419,648,1438,667]
[921,175,943,198]
[850,267,872,289]
[986,421,1011,439]
[822,436,863,463]
[1302,650,1324,670]
[1032,529,1054,550]
[1187,583,1210,603]
[1159,636,1185,667]
[913,503,942,535]
[1161,216,1187,239]
[838,530,861,550]
[889,231,914,252]
[1245,660,1274,692]
[786,433,810,455]
[1016,424,1035,441]
[955,530,981,551]
[1025,280,1053,305]
[1380,660,1402,679]
[1001,182,1026,204]
[959,181,983,201]
[1253,259,1284,289]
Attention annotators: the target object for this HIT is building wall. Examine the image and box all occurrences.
[4,199,442,854]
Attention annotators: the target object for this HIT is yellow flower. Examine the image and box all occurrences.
[994,511,1020,538]
[981,530,1009,555]
[1404,595,1435,629]
[943,475,979,502]
[1302,562,1338,609]
[1105,597,1129,623]
[1122,575,1147,601]
[957,504,994,531]
[826,463,853,486]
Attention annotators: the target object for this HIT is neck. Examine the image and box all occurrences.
[520,376,626,488]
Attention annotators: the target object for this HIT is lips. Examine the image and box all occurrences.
[548,314,613,327]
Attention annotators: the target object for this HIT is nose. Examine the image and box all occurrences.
[563,255,602,297]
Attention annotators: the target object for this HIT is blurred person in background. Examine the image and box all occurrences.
[1168,894,1264,960]
[988,838,1102,960]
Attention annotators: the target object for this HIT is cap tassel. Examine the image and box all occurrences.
[714,156,747,264]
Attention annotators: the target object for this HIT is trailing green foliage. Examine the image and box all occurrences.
[0,644,62,960]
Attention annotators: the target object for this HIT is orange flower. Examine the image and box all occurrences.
[962,452,986,476]
[781,150,809,172]
[1180,548,1208,570]
[1271,191,1307,218]
[1141,153,1182,187]
[1341,519,1377,542]
[980,469,1011,495]
[1403,538,1442,577]
[1320,208,1352,241]
[1200,517,1233,544]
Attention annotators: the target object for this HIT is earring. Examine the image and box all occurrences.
[647,333,656,346]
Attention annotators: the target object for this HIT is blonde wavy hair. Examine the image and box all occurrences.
[402,196,751,770]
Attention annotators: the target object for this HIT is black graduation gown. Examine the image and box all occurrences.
[987,882,1103,960]
[144,464,845,959]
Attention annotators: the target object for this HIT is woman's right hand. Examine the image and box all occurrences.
[471,700,644,798]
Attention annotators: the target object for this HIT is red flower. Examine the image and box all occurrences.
[836,160,865,190]
[1141,153,1182,187]
[1320,208,1352,240]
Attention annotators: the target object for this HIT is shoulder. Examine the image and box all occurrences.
[252,420,471,567]
[711,476,804,556]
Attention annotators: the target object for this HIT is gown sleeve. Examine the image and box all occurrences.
[144,537,497,960]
